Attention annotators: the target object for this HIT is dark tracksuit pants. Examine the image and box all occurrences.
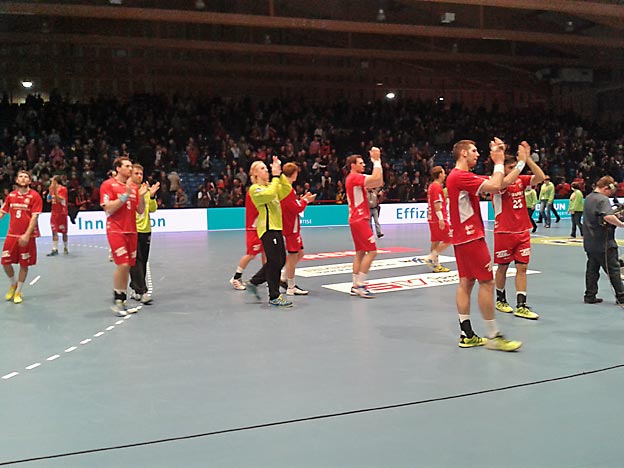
[130,232,151,295]
[250,230,286,300]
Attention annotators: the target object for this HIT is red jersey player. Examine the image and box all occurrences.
[446,138,521,351]
[279,162,316,296]
[229,190,266,290]
[1,170,43,304]
[46,176,69,256]
[492,141,545,320]
[100,157,147,316]
[345,147,383,298]
[423,166,451,273]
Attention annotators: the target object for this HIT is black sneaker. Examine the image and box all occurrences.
[584,297,603,304]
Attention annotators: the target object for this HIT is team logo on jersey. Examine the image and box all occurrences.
[465,224,475,236]
[519,247,531,257]
[20,252,31,260]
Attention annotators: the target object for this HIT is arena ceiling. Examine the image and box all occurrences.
[0,0,623,100]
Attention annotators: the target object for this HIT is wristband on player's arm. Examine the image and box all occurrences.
[119,193,129,203]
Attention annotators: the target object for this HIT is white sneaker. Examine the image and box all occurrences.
[140,293,153,305]
[111,300,128,317]
[229,277,246,290]
[129,291,142,301]
[286,286,309,296]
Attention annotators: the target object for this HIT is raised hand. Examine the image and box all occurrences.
[139,182,149,197]
[302,192,317,204]
[369,146,381,161]
[271,155,282,176]
[489,137,505,165]
[149,181,161,197]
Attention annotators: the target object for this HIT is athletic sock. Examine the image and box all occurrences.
[52,240,58,251]
[517,291,527,307]
[287,278,295,289]
[496,288,506,302]
[459,314,474,338]
[15,281,24,294]
[484,319,500,339]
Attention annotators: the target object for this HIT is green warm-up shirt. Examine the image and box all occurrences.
[249,174,292,238]
[569,189,584,213]
[539,181,555,202]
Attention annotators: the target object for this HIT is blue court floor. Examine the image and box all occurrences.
[1,220,623,467]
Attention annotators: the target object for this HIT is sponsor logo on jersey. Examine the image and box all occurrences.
[519,247,531,257]
[495,250,509,258]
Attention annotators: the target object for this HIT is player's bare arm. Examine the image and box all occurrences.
[364,147,383,189]
[521,141,546,185]
[480,137,506,194]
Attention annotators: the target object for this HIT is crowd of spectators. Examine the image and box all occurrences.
[0,91,623,212]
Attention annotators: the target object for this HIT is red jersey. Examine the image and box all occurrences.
[1,189,42,237]
[446,168,487,245]
[493,175,533,234]
[346,172,370,224]
[427,182,448,223]
[245,191,259,231]
[100,178,139,233]
[50,185,69,216]
[281,188,307,236]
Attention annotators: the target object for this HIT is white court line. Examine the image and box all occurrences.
[105,326,115,331]
[94,332,105,337]
[46,355,60,361]
[64,346,77,353]
[2,372,19,380]
[25,363,41,370]
[115,320,124,325]
[29,275,41,286]
[80,339,91,345]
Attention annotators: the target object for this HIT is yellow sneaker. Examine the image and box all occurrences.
[514,305,539,320]
[458,335,488,348]
[496,300,513,313]
[433,264,450,273]
[13,292,23,304]
[5,285,16,301]
[485,334,522,352]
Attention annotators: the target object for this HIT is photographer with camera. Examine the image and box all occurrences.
[582,176,624,305]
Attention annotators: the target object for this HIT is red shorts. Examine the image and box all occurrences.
[429,221,451,243]
[494,231,531,265]
[50,213,68,234]
[2,236,37,267]
[107,231,137,266]
[454,238,493,281]
[285,233,303,253]
[350,220,377,252]
[246,230,263,256]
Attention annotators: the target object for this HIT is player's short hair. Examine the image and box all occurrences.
[430,166,444,179]
[16,170,31,179]
[282,162,299,177]
[113,156,131,170]
[452,140,476,161]
[132,163,144,172]
[597,175,616,190]
[52,175,63,184]
[346,154,362,169]
[504,154,518,166]
[571,182,580,190]
[249,160,266,185]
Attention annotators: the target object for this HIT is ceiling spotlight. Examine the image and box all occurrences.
[565,20,574,32]
[376,8,386,22]
[195,0,206,9]
[438,96,444,102]
[21,81,33,89]
[109,0,123,5]
[385,92,395,100]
